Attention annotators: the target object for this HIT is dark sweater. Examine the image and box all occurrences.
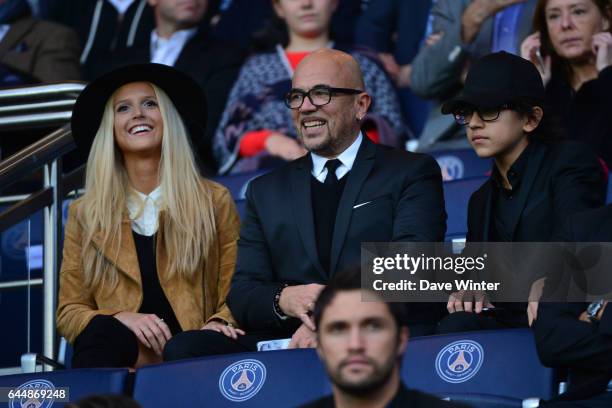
[545,65,612,168]
[133,231,181,336]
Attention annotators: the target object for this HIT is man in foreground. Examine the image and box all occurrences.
[302,268,464,408]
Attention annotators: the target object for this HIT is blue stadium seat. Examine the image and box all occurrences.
[402,329,556,400]
[607,175,612,204]
[133,349,331,407]
[220,169,487,227]
[431,149,492,181]
[0,368,129,407]
[234,199,247,219]
[443,176,487,241]
[211,170,268,201]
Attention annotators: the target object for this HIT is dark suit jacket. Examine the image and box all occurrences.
[0,17,81,83]
[534,205,612,401]
[46,0,155,79]
[93,29,244,173]
[355,0,432,64]
[467,141,606,242]
[227,137,447,335]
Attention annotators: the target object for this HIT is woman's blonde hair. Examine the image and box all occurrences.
[78,82,216,292]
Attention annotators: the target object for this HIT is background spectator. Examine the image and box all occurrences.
[213,0,407,174]
[0,0,80,86]
[45,0,155,79]
[410,0,537,151]
[209,0,362,52]
[522,0,612,168]
[355,0,433,136]
[533,205,612,406]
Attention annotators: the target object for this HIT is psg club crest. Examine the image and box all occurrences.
[219,359,267,402]
[435,340,484,383]
[9,379,56,408]
[436,155,465,181]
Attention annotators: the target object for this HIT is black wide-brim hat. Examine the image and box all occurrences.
[441,51,545,114]
[71,63,207,154]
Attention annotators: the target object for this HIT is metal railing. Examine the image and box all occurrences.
[0,83,86,371]
[0,83,85,129]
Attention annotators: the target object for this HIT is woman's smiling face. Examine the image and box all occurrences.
[113,82,164,157]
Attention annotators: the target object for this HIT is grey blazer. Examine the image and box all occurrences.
[410,0,536,99]
[410,0,535,149]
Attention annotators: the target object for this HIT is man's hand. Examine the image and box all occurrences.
[447,290,493,313]
[288,323,317,349]
[114,312,172,356]
[377,53,415,88]
[265,133,307,161]
[278,283,325,330]
[425,32,444,48]
[462,0,527,44]
[201,320,246,340]
[378,52,401,82]
[397,64,413,88]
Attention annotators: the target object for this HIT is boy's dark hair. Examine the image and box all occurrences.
[313,266,408,330]
[511,101,568,143]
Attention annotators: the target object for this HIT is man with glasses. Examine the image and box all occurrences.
[435,51,605,333]
[163,49,447,359]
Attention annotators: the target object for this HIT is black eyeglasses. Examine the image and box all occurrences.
[453,105,511,126]
[285,85,363,109]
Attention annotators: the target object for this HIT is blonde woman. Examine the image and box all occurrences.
[57,64,242,368]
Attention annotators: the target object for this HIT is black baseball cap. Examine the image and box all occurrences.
[441,51,545,114]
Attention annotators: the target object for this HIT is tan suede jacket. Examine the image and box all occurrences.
[56,180,239,344]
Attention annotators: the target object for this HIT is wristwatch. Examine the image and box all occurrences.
[586,300,606,323]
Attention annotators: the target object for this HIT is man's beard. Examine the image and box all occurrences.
[327,354,398,397]
[299,127,335,156]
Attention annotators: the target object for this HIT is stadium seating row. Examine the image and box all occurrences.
[0,329,555,408]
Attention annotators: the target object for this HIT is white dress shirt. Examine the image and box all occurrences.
[127,185,162,236]
[311,133,363,183]
[0,25,10,43]
[150,28,197,67]
[106,0,136,16]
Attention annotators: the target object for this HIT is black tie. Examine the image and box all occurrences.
[316,158,342,274]
[324,159,341,188]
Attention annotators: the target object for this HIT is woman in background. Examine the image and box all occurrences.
[521,0,612,167]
